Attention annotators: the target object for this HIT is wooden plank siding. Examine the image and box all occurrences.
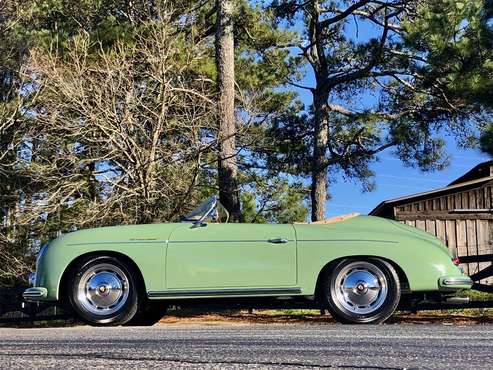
[395,184,493,214]
[394,183,493,283]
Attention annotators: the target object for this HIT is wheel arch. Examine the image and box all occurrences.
[58,250,146,303]
[314,255,410,302]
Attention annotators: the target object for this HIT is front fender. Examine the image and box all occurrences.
[34,224,180,300]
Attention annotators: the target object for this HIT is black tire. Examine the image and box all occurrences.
[67,255,143,326]
[125,301,167,326]
[320,258,401,324]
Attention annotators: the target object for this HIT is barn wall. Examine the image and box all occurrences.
[395,184,493,213]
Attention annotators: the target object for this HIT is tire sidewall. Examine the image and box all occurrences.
[124,301,167,326]
[68,256,142,326]
[323,258,401,324]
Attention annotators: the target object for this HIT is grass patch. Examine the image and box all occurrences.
[457,290,493,301]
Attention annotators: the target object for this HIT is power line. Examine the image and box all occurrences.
[378,174,445,184]
[379,156,477,169]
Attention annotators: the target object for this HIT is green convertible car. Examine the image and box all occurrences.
[23,196,472,325]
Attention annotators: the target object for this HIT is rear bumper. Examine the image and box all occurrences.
[23,287,48,301]
[438,276,473,290]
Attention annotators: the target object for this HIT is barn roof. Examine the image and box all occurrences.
[448,160,493,186]
[369,160,493,217]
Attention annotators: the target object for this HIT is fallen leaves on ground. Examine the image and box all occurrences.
[158,309,493,326]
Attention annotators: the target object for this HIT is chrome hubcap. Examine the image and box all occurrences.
[77,264,129,316]
[332,261,388,315]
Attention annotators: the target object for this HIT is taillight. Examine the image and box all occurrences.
[452,257,460,266]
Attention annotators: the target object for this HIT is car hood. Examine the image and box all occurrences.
[51,223,183,246]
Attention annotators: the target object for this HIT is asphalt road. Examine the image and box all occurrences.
[0,324,492,369]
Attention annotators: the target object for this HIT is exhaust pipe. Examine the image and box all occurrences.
[445,297,470,305]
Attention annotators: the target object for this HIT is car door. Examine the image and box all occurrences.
[165,223,297,289]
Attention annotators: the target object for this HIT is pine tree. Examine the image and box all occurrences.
[480,126,493,156]
[216,0,242,222]
[0,0,306,284]
[269,0,492,220]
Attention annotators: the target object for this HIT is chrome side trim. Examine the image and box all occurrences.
[169,239,295,244]
[148,287,302,298]
[67,240,167,246]
[298,239,398,244]
[169,239,393,244]
[68,239,296,246]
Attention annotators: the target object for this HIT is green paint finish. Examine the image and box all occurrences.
[32,215,469,302]
[166,224,297,288]
[295,216,463,293]
[36,224,180,300]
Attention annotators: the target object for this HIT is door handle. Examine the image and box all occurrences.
[268,238,289,244]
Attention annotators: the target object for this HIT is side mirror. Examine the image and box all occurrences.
[191,221,207,229]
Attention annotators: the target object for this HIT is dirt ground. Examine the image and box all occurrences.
[158,308,493,326]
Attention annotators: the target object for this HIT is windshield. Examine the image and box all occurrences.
[182,196,217,221]
[180,196,229,223]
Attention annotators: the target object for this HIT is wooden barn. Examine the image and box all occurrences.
[370,161,493,288]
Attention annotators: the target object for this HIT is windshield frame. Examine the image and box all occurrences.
[181,196,218,225]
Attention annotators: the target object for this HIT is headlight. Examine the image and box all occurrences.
[28,272,36,287]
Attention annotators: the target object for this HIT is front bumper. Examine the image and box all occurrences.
[438,276,473,290]
[23,287,48,301]
[23,271,48,302]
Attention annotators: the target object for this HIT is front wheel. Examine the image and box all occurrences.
[125,301,167,326]
[321,258,401,324]
[67,255,143,326]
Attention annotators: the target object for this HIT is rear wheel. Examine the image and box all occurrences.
[67,255,143,326]
[321,258,401,324]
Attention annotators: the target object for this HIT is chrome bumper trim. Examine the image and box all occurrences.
[23,287,48,301]
[439,277,473,287]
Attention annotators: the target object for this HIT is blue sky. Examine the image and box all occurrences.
[327,147,489,217]
[291,79,490,217]
[282,11,491,217]
[293,73,490,218]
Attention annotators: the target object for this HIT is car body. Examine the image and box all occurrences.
[24,196,472,325]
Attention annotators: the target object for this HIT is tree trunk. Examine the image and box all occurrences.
[215,0,242,222]
[310,88,329,222]
[306,1,329,222]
